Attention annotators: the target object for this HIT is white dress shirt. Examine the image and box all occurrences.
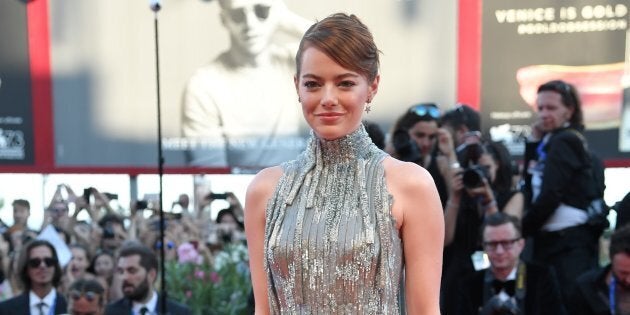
[29,289,56,315]
[132,290,158,315]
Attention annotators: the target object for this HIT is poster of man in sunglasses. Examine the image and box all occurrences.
[181,0,311,168]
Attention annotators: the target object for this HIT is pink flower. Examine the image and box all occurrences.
[194,269,205,280]
[177,242,202,264]
[185,290,192,298]
[210,271,222,284]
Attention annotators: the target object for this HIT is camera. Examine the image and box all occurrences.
[457,142,491,189]
[391,129,421,163]
[462,165,491,189]
[480,296,521,315]
[135,200,149,210]
[459,142,483,166]
[83,187,94,202]
[206,192,228,200]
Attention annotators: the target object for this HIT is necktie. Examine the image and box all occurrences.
[36,302,46,315]
[140,306,149,315]
[492,279,516,297]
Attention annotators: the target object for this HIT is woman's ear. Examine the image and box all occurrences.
[368,74,380,102]
[294,76,300,102]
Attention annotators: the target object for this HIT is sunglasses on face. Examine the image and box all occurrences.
[410,104,440,119]
[482,238,521,251]
[69,290,100,303]
[227,4,271,24]
[155,241,175,250]
[28,257,57,268]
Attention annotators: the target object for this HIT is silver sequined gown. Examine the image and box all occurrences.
[264,126,403,314]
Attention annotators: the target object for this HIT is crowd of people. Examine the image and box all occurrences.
[0,184,246,315]
[381,86,630,314]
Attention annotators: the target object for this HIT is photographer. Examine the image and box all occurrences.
[388,103,455,206]
[521,80,601,304]
[442,140,524,314]
[208,207,245,253]
[456,212,565,315]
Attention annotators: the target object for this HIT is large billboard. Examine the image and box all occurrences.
[6,0,625,174]
[475,0,629,162]
[29,0,456,173]
[0,1,35,165]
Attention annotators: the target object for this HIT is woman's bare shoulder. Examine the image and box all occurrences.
[382,156,434,190]
[247,166,284,199]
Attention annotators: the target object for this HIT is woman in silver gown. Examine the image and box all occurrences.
[244,13,444,314]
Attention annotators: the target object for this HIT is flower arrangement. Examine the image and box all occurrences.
[165,242,252,315]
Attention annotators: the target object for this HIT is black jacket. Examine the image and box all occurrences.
[456,262,566,315]
[0,291,67,315]
[521,127,595,237]
[568,265,611,315]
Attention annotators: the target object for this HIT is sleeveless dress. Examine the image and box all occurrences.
[264,126,403,314]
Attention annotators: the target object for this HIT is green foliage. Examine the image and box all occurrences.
[165,244,251,315]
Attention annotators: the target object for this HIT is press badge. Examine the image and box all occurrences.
[471,251,490,271]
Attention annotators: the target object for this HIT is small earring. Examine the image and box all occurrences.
[365,104,371,113]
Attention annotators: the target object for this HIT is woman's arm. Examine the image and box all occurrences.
[444,166,463,246]
[244,166,283,315]
[502,191,524,219]
[385,159,444,315]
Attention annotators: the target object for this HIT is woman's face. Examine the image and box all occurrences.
[477,152,498,184]
[536,90,574,132]
[408,120,438,156]
[94,254,114,277]
[70,248,89,276]
[295,47,379,140]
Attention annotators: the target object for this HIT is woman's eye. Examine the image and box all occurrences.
[303,81,319,88]
[339,81,356,88]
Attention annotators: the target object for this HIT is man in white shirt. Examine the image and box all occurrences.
[0,239,67,315]
[105,243,190,315]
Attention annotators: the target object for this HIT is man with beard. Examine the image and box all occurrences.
[456,212,566,315]
[0,239,67,314]
[105,243,189,315]
[570,224,630,315]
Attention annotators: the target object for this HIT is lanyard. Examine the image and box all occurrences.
[610,276,616,315]
[536,135,549,162]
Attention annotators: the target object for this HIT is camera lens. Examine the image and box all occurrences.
[392,130,421,163]
[462,167,485,188]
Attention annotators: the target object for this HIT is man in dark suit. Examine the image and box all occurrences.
[456,212,566,315]
[105,242,190,315]
[0,239,67,315]
[569,224,630,315]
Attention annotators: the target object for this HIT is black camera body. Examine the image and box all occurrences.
[135,200,149,210]
[462,165,491,189]
[83,187,94,202]
[480,296,521,315]
[207,192,228,200]
[458,142,491,189]
[391,129,421,163]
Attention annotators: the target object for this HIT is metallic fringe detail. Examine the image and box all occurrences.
[263,125,403,314]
